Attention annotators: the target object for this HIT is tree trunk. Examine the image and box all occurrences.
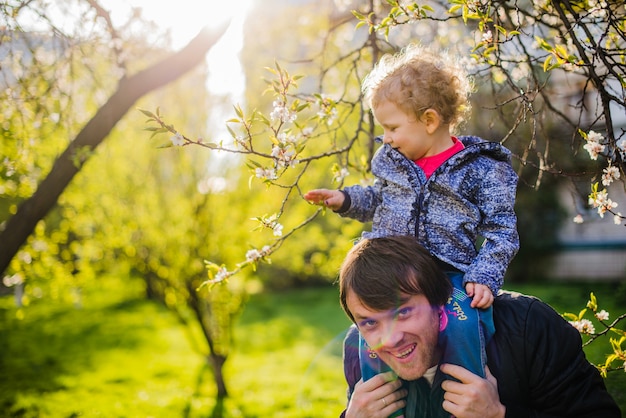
[210,353,229,398]
[185,279,231,397]
[0,25,226,276]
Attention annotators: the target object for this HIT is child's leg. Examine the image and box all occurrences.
[438,271,495,378]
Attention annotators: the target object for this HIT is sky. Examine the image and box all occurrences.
[99,0,255,149]
[102,0,253,97]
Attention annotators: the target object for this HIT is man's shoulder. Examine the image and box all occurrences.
[493,291,553,321]
[494,290,539,307]
[493,290,566,332]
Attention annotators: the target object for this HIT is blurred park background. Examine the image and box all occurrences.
[1,0,625,417]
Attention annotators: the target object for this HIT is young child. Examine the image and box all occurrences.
[305,44,519,413]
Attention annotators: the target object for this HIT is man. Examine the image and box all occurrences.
[338,235,621,418]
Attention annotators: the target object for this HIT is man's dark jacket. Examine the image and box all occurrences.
[341,292,621,417]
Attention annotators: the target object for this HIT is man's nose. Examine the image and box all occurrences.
[379,324,402,348]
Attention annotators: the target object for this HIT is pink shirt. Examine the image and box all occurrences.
[415,137,465,178]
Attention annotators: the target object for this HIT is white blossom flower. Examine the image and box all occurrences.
[17,251,32,264]
[573,214,584,224]
[510,64,529,83]
[588,188,608,207]
[213,267,230,283]
[255,167,277,180]
[601,200,618,218]
[316,96,339,126]
[601,166,620,186]
[3,157,15,176]
[482,29,493,43]
[333,167,350,183]
[170,132,185,146]
[587,131,604,142]
[246,245,272,263]
[583,132,605,160]
[246,249,262,262]
[595,310,609,321]
[615,213,623,225]
[597,199,618,218]
[258,214,283,236]
[323,107,338,126]
[588,188,618,218]
[271,145,298,168]
[569,319,595,334]
[270,100,297,123]
[276,132,297,145]
[32,239,48,252]
[616,139,626,154]
[588,0,608,18]
[2,273,24,287]
[272,222,283,237]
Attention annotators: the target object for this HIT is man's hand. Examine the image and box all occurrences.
[345,372,407,418]
[465,282,494,309]
[303,189,344,211]
[440,364,505,418]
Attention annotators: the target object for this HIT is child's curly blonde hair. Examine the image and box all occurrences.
[362,44,473,132]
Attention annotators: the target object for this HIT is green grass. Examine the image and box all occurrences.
[0,277,624,417]
[0,277,352,417]
[0,278,207,417]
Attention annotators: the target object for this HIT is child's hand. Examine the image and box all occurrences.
[303,189,344,211]
[465,282,494,309]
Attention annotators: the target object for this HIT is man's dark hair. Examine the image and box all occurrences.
[339,235,452,322]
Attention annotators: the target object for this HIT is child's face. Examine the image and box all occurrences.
[373,100,442,161]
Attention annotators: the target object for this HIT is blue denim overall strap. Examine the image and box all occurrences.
[438,271,495,378]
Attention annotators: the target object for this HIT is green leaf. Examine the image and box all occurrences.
[352,10,365,19]
[148,128,169,139]
[138,108,156,119]
[563,312,578,321]
[233,104,244,118]
[610,328,626,337]
[543,55,554,72]
[578,308,587,320]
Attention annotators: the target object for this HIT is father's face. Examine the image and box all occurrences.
[347,290,442,381]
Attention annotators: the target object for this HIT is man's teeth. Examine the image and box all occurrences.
[394,344,416,358]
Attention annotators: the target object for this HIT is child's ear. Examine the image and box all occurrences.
[422,109,441,134]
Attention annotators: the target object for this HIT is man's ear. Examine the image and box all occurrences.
[439,306,448,331]
[422,109,441,134]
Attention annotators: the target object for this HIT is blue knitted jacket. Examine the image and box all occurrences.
[339,135,519,294]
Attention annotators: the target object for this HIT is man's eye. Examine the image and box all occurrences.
[359,319,377,329]
[395,307,411,318]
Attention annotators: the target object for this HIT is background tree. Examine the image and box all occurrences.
[0,0,226,276]
[145,0,625,372]
[0,0,242,400]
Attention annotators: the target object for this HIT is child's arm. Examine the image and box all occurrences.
[304,189,345,211]
[465,282,494,309]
